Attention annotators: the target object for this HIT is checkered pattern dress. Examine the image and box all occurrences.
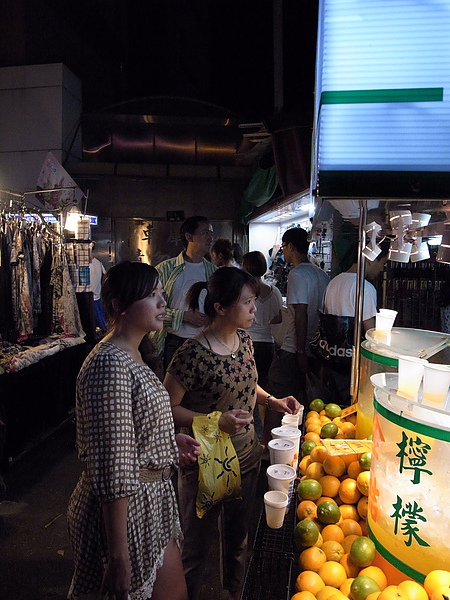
[67,342,181,600]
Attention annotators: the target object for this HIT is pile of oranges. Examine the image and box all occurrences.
[290,402,450,600]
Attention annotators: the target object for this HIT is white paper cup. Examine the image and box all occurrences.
[271,426,302,471]
[422,363,450,406]
[281,413,299,427]
[397,355,428,400]
[264,490,288,529]
[267,438,296,469]
[379,309,398,319]
[266,464,297,513]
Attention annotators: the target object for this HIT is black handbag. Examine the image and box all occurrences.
[309,311,355,368]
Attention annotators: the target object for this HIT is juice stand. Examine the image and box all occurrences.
[356,328,450,439]
[368,372,450,581]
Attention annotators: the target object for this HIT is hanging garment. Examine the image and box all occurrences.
[50,247,85,338]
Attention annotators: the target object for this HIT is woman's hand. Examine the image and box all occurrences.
[176,432,201,466]
[271,395,301,415]
[100,554,131,600]
[218,409,253,434]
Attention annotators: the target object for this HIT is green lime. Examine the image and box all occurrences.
[293,518,320,550]
[309,398,325,412]
[297,478,323,501]
[359,452,372,470]
[301,439,317,456]
[316,500,341,524]
[320,422,339,439]
[350,576,380,600]
[350,536,376,567]
[325,403,342,418]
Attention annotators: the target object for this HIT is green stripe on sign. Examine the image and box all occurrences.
[321,88,444,104]
[360,345,398,367]
[367,520,425,583]
[374,398,450,442]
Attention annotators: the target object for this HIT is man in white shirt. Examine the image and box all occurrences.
[322,239,389,403]
[265,227,329,411]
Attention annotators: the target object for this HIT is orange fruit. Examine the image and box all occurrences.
[344,429,356,440]
[300,455,313,476]
[359,519,368,536]
[305,431,322,445]
[356,471,371,496]
[297,478,323,501]
[339,479,362,504]
[323,456,347,477]
[318,561,348,588]
[319,475,341,498]
[340,552,361,578]
[341,422,356,435]
[321,422,339,438]
[350,576,381,600]
[358,567,387,591]
[377,586,410,600]
[358,452,372,470]
[340,504,360,522]
[349,536,376,567]
[397,580,428,600]
[307,409,321,418]
[317,496,339,506]
[306,461,327,480]
[291,592,318,600]
[340,577,356,597]
[295,571,326,595]
[325,403,343,418]
[320,415,332,424]
[340,519,363,538]
[341,453,358,467]
[321,524,345,544]
[424,570,450,598]
[310,445,330,463]
[299,546,328,572]
[329,591,351,600]
[321,540,345,562]
[315,532,324,547]
[365,593,381,600]
[297,500,318,520]
[317,587,342,600]
[347,461,364,480]
[317,501,342,524]
[302,439,318,456]
[310,399,325,412]
[294,519,320,549]
[357,497,369,520]
[342,534,359,554]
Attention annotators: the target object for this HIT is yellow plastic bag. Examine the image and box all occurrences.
[192,411,242,518]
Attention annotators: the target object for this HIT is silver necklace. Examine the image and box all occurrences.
[208,328,238,358]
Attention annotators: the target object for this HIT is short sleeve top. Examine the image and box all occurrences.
[167,329,261,472]
[76,341,178,501]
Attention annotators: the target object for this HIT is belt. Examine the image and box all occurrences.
[139,465,174,483]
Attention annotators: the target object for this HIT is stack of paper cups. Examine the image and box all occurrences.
[267,438,296,469]
[271,426,302,472]
[266,464,297,513]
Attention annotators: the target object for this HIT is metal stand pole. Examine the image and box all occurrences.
[350,199,367,404]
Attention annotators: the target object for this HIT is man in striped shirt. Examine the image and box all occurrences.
[152,216,216,373]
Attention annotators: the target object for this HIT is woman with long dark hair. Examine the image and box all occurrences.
[67,261,199,600]
[163,266,299,600]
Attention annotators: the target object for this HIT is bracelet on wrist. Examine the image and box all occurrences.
[265,394,273,409]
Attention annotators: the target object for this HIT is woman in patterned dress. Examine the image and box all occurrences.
[67,261,199,600]
[163,267,300,600]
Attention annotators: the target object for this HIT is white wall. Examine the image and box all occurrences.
[249,223,280,268]
[0,63,82,194]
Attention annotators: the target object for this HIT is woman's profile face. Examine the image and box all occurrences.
[220,284,257,330]
[122,281,166,333]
